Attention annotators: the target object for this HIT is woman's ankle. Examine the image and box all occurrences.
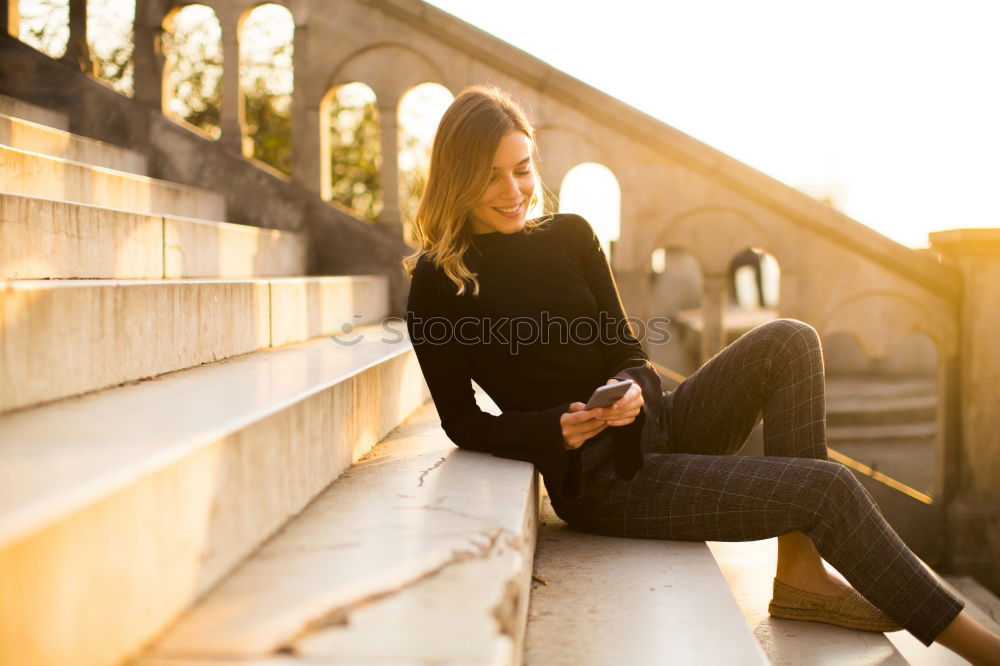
[935,611,1000,666]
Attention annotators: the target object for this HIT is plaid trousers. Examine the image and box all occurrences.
[548,318,965,648]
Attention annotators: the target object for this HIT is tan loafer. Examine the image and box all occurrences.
[768,577,904,632]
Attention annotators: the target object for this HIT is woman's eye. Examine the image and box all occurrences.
[489,170,531,181]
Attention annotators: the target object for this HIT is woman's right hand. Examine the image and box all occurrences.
[560,402,609,450]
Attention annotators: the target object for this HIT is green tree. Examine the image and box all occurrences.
[327,96,382,222]
[243,75,290,174]
[161,16,221,136]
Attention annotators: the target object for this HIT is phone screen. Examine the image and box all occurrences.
[583,381,632,410]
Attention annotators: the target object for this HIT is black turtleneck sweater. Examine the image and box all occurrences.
[404,213,664,504]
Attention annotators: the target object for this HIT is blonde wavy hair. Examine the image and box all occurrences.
[401,84,556,297]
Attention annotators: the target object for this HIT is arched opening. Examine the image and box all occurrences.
[649,245,703,378]
[162,4,223,138]
[239,2,294,173]
[724,245,781,339]
[87,0,135,96]
[16,0,69,58]
[558,162,620,261]
[727,245,781,310]
[320,82,380,220]
[398,82,453,246]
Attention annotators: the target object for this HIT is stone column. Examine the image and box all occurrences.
[376,98,403,238]
[929,228,1000,595]
[290,22,320,195]
[2,0,20,38]
[61,0,93,74]
[700,272,728,363]
[219,16,244,153]
[133,0,164,111]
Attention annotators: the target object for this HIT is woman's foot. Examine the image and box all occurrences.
[776,529,852,596]
[775,566,853,598]
[771,529,901,632]
[768,577,903,632]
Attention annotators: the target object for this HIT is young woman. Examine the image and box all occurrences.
[402,84,1000,665]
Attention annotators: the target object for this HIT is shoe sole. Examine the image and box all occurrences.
[768,601,902,632]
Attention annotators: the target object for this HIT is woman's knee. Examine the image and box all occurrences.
[762,318,822,360]
[765,318,819,343]
[799,459,869,510]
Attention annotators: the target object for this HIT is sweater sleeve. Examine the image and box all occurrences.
[405,258,583,500]
[564,214,649,377]
[564,214,666,479]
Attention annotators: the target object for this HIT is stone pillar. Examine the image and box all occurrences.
[376,98,403,238]
[929,228,1000,595]
[700,272,728,363]
[133,0,164,111]
[290,22,321,195]
[219,16,244,153]
[61,0,93,74]
[2,0,20,38]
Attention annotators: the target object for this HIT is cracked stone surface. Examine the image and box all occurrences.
[288,525,526,664]
[135,391,538,663]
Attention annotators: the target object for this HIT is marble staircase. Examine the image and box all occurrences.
[0,97,431,666]
[2,95,994,666]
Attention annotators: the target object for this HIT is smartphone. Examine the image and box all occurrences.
[583,380,633,410]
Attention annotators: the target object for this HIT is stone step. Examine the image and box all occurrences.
[0,111,147,175]
[826,377,937,400]
[0,144,226,220]
[128,385,530,665]
[164,213,307,279]
[0,275,388,413]
[708,537,992,665]
[0,324,430,666]
[526,488,767,665]
[0,193,307,279]
[0,93,69,131]
[827,422,937,444]
[826,393,937,427]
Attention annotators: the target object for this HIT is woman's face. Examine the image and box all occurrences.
[468,130,536,234]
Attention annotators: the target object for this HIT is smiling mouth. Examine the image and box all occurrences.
[493,202,523,214]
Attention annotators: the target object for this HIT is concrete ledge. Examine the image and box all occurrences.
[0,193,307,279]
[0,144,226,219]
[0,275,388,413]
[0,92,68,131]
[0,325,430,666]
[130,386,535,665]
[0,112,147,174]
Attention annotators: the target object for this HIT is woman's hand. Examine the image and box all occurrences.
[559,379,644,450]
[560,403,609,450]
[598,378,643,426]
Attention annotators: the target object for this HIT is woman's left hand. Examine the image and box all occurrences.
[599,378,643,426]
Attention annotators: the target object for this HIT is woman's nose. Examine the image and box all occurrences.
[500,173,521,196]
